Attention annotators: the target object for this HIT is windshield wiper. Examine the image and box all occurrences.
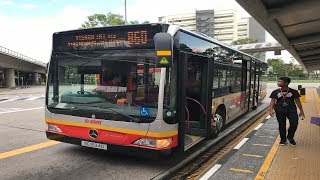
[49,103,141,123]
[103,107,141,123]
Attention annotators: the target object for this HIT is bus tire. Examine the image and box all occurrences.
[211,109,225,138]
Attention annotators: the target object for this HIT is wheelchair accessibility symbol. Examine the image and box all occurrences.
[140,107,150,116]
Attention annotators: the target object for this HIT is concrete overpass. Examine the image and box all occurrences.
[232,41,284,53]
[0,46,46,88]
[236,0,320,71]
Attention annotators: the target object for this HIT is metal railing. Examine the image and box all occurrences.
[0,45,46,67]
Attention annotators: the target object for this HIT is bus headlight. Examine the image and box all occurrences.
[133,138,172,149]
[133,138,156,147]
[48,124,62,133]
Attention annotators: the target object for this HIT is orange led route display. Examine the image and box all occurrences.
[53,25,162,51]
[66,31,148,48]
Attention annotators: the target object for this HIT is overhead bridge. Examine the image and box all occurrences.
[232,42,284,53]
[0,46,47,88]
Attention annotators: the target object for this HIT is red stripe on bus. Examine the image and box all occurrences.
[48,123,178,150]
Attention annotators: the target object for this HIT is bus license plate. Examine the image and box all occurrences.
[81,141,108,150]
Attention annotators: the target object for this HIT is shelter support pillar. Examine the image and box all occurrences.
[33,72,39,85]
[4,68,15,88]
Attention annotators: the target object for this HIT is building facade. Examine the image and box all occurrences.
[213,10,237,44]
[237,17,266,60]
[158,13,197,32]
[195,10,215,38]
[237,17,265,43]
[159,10,265,45]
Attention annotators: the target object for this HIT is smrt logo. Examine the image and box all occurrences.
[85,119,102,125]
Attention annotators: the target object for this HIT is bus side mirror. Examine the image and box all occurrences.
[154,33,173,67]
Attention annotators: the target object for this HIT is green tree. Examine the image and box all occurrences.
[231,38,258,45]
[130,20,150,24]
[129,20,139,24]
[267,58,286,76]
[81,13,125,29]
[267,58,307,77]
[81,13,150,29]
[288,64,306,77]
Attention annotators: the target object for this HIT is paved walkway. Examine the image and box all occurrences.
[198,87,320,180]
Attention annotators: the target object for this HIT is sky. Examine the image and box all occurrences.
[0,0,291,63]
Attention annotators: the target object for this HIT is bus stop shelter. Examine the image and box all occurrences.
[236,0,320,71]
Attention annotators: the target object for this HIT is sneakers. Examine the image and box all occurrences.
[279,139,297,146]
[279,140,287,146]
[288,139,296,146]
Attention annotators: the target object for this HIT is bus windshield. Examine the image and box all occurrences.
[47,49,175,122]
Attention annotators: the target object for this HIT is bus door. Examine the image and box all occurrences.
[241,59,251,112]
[252,62,260,109]
[248,60,256,111]
[251,61,257,109]
[257,62,262,104]
[184,54,211,146]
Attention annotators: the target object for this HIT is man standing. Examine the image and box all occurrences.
[269,77,304,146]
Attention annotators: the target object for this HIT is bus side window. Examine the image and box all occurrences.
[219,70,227,88]
[226,70,233,86]
[229,68,242,93]
[212,69,219,89]
[220,69,230,95]
[212,69,220,98]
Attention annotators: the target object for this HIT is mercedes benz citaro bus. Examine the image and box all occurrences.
[45,23,267,153]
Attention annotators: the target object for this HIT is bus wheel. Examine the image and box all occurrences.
[211,112,224,138]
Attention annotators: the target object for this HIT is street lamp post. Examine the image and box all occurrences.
[124,0,127,24]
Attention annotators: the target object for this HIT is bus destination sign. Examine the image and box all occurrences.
[67,31,147,48]
[53,25,162,51]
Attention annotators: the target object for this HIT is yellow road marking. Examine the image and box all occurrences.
[0,141,60,159]
[242,154,263,158]
[314,88,320,117]
[252,144,270,147]
[254,138,280,180]
[230,168,254,174]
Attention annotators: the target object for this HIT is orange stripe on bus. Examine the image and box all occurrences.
[45,118,178,138]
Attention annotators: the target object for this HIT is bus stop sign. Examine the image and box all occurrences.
[154,33,173,67]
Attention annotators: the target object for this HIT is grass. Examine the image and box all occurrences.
[268,79,320,83]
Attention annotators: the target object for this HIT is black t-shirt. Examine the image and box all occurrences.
[269,88,300,111]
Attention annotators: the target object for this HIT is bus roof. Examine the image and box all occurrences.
[176,26,265,64]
